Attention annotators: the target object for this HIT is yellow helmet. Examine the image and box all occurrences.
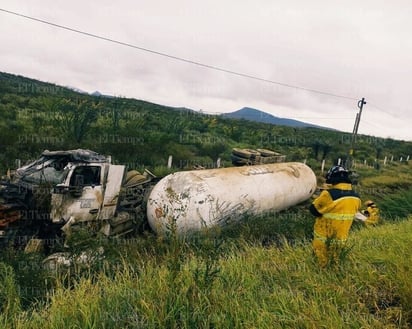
[364,200,375,207]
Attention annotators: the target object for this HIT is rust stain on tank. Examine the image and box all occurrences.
[155,207,164,218]
[278,166,300,178]
[290,166,300,178]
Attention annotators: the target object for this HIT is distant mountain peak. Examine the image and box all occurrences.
[91,91,102,97]
[222,107,329,129]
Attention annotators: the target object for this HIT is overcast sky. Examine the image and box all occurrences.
[1,1,412,141]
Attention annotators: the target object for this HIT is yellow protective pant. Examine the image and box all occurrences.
[312,217,353,267]
[313,238,348,267]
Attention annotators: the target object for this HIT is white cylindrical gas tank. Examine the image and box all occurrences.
[147,162,316,235]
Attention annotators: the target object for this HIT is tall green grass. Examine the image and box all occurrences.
[1,218,412,328]
[379,188,412,220]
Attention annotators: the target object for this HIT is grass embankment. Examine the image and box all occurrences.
[356,163,412,220]
[1,218,412,329]
[355,162,412,196]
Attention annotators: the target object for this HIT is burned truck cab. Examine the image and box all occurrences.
[51,163,106,227]
[0,149,127,246]
[46,151,129,238]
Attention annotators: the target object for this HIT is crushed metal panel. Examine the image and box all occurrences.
[51,185,104,224]
[99,165,125,220]
[50,164,104,224]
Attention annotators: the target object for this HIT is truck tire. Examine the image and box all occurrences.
[256,148,276,157]
[244,149,261,157]
[126,174,148,187]
[125,170,141,183]
[232,148,252,159]
[231,154,250,166]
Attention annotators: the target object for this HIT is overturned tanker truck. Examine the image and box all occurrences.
[0,149,317,249]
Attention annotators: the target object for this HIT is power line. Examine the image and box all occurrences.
[0,7,359,101]
[368,102,400,119]
[361,120,383,130]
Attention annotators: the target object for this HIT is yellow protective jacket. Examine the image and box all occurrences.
[309,183,361,242]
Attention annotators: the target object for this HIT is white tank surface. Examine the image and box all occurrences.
[147,162,317,235]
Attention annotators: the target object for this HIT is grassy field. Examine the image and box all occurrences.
[0,164,411,329]
[1,219,411,328]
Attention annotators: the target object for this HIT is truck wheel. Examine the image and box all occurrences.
[244,149,261,157]
[125,170,141,183]
[256,148,276,157]
[231,154,251,166]
[232,148,252,159]
[126,174,147,186]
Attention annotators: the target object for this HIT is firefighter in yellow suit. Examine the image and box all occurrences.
[309,166,361,267]
[362,200,380,226]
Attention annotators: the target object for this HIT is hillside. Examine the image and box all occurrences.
[222,107,329,129]
[0,71,411,175]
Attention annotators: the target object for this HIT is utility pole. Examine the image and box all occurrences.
[345,97,366,169]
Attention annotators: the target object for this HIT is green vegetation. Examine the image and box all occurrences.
[1,72,412,328]
[1,217,412,328]
[1,72,411,175]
